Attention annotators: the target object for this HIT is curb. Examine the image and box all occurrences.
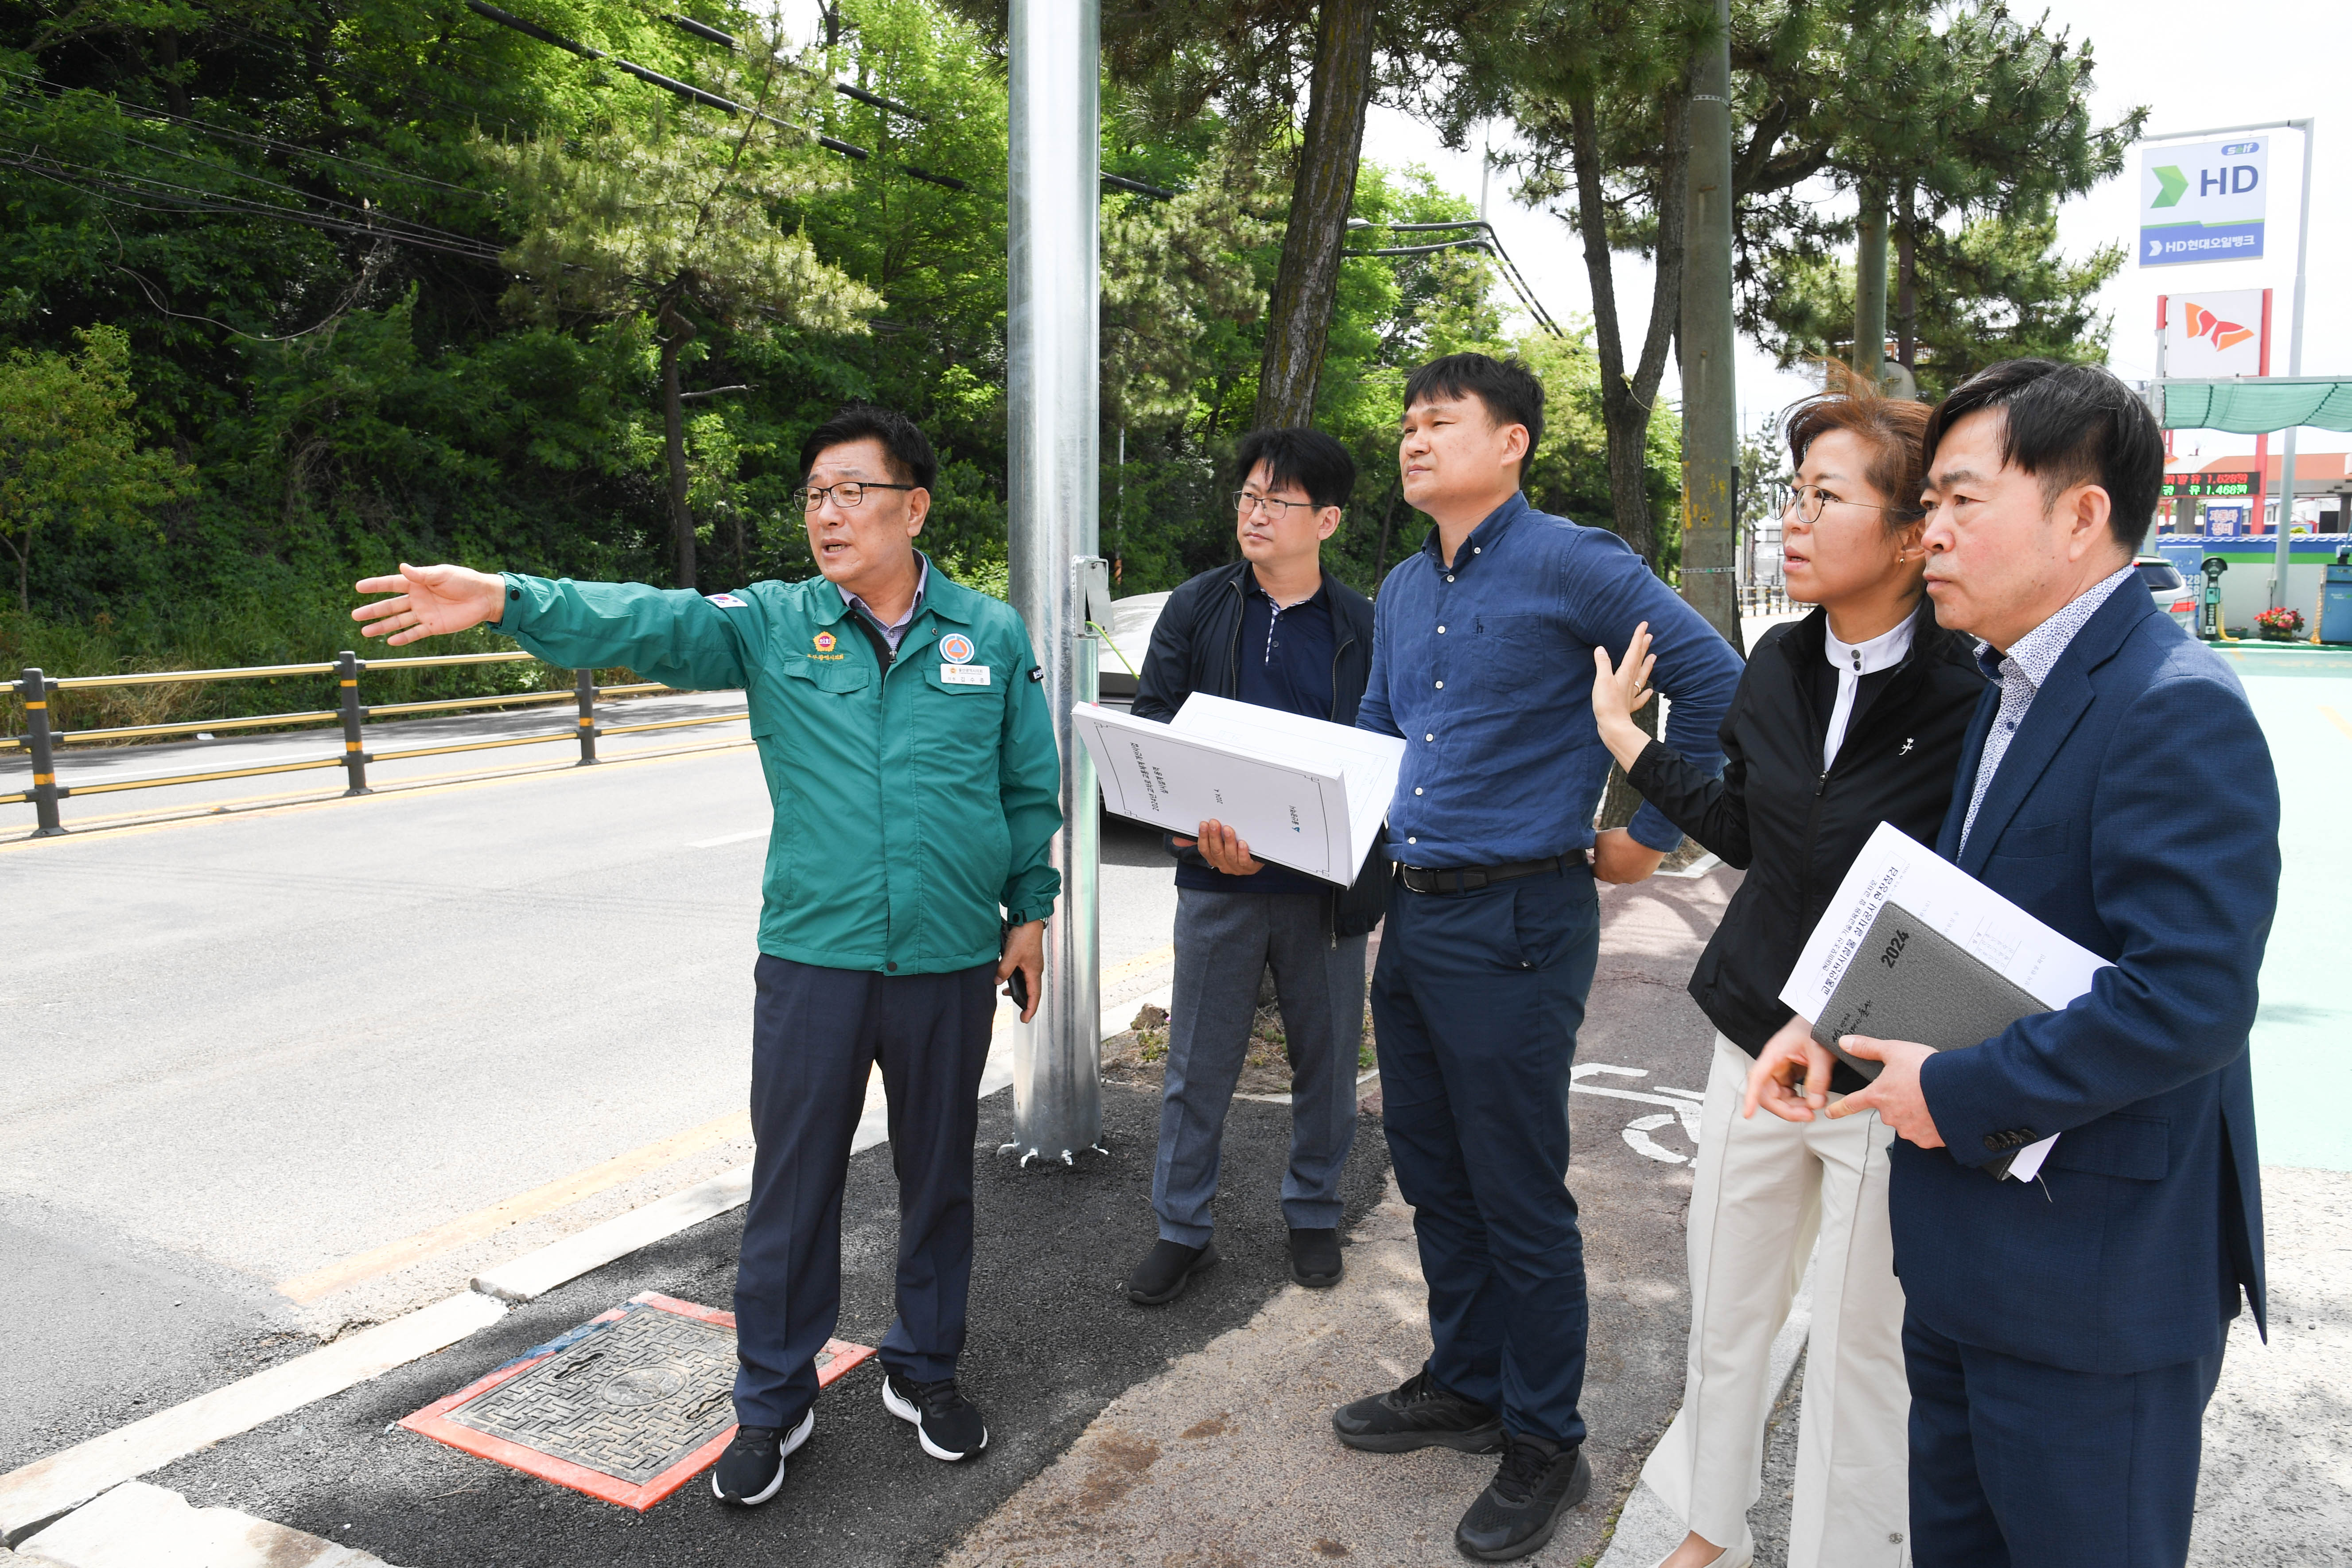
[0,983,1169,1544]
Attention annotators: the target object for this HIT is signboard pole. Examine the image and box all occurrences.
[2254,293,2270,543]
[2270,120,2316,608]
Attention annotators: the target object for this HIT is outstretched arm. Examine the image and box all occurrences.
[352,563,507,644]
[357,566,755,692]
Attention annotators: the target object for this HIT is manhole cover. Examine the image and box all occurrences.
[400,1291,875,1509]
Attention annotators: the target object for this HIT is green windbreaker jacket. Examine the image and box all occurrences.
[495,561,1063,974]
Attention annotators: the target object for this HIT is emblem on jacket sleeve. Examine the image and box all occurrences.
[813,631,837,653]
[940,633,976,665]
[706,592,748,608]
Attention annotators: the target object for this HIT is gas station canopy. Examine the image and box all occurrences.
[2158,376,2352,432]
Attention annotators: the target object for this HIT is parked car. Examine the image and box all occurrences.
[1092,591,1169,714]
[2134,554,2196,631]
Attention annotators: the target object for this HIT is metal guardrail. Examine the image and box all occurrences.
[5,650,745,837]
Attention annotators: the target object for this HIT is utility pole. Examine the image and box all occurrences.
[1851,180,1888,390]
[1005,0,1105,1164]
[1679,0,1742,652]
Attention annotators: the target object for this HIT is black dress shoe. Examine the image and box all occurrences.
[881,1370,988,1461]
[709,1408,813,1505]
[1288,1227,1342,1288]
[1125,1238,1219,1305]
[1331,1365,1504,1454]
[1454,1433,1592,1561]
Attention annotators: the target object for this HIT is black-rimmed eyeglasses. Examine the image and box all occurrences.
[794,481,918,511]
[1232,490,1321,519]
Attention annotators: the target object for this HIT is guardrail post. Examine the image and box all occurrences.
[336,651,372,795]
[574,669,599,765]
[19,667,66,836]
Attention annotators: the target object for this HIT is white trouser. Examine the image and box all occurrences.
[1640,1035,1911,1568]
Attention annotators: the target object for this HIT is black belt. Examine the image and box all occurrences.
[1395,855,1573,895]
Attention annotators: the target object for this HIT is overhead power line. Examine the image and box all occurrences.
[656,12,928,123]
[1346,216,1567,341]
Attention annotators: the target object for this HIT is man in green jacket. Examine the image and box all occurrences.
[354,404,1061,1507]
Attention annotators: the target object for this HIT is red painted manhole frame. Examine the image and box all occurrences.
[400,1290,875,1510]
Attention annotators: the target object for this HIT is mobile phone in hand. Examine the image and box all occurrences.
[1007,965,1030,1011]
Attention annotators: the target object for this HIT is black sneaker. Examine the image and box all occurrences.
[1125,1238,1219,1305]
[881,1370,987,1461]
[1331,1366,1504,1454]
[1288,1227,1342,1288]
[1454,1433,1592,1561]
[709,1408,813,1505]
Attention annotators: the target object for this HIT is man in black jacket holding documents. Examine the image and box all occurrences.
[1124,427,1384,1305]
[1750,361,2278,1568]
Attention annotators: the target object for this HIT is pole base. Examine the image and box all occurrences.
[342,786,374,798]
[30,825,69,838]
[997,1140,1111,1170]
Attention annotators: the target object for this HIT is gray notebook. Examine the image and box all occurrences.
[1811,899,2048,1083]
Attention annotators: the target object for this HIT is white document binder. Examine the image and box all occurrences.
[1073,693,1405,887]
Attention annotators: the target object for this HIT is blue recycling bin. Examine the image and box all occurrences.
[2323,564,2352,646]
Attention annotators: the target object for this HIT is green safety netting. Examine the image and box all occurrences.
[2158,377,2352,433]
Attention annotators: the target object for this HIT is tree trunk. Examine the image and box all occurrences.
[155,27,190,119]
[3,530,27,613]
[1568,89,1692,567]
[658,302,698,590]
[1895,183,1918,372]
[1252,0,1377,430]
[1678,0,1744,654]
[1370,478,1401,586]
[1852,179,1888,387]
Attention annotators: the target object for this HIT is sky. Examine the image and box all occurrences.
[764,0,2350,463]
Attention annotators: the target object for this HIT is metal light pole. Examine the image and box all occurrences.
[1005,0,1105,1165]
[1679,0,1742,652]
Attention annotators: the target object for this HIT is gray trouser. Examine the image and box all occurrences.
[1152,886,1368,1245]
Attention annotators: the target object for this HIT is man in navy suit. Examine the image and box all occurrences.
[1747,359,2276,1567]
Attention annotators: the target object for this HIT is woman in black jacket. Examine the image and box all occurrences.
[1588,385,1986,1568]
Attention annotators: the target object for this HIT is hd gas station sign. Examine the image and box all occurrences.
[2139,138,2268,265]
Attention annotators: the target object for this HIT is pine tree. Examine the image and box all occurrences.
[477,28,880,589]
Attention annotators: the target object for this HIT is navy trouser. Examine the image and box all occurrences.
[732,953,996,1429]
[1904,1309,2225,1568]
[1369,861,1600,1447]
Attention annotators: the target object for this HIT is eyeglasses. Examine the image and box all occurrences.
[794,481,917,512]
[1781,483,1924,525]
[1233,490,1321,519]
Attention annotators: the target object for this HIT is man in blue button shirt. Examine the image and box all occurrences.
[1124,428,1385,1306]
[1330,354,1743,1562]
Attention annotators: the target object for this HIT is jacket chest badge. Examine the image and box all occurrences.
[813,631,837,653]
[940,633,975,665]
[1898,737,1915,757]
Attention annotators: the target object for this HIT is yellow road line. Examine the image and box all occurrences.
[276,1109,755,1304]
[281,946,1171,1304]
[1102,943,1176,986]
[2324,706,2352,744]
[0,736,754,854]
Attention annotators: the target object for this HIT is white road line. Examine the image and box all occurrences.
[1,960,1173,1541]
[0,1293,505,1547]
[684,828,767,848]
[12,1481,398,1568]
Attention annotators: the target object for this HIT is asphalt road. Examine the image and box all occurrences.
[144,1086,1396,1568]
[0,713,1184,1478]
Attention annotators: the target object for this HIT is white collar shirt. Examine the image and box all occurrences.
[839,557,929,653]
[1821,612,1917,771]
[1957,564,2137,853]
